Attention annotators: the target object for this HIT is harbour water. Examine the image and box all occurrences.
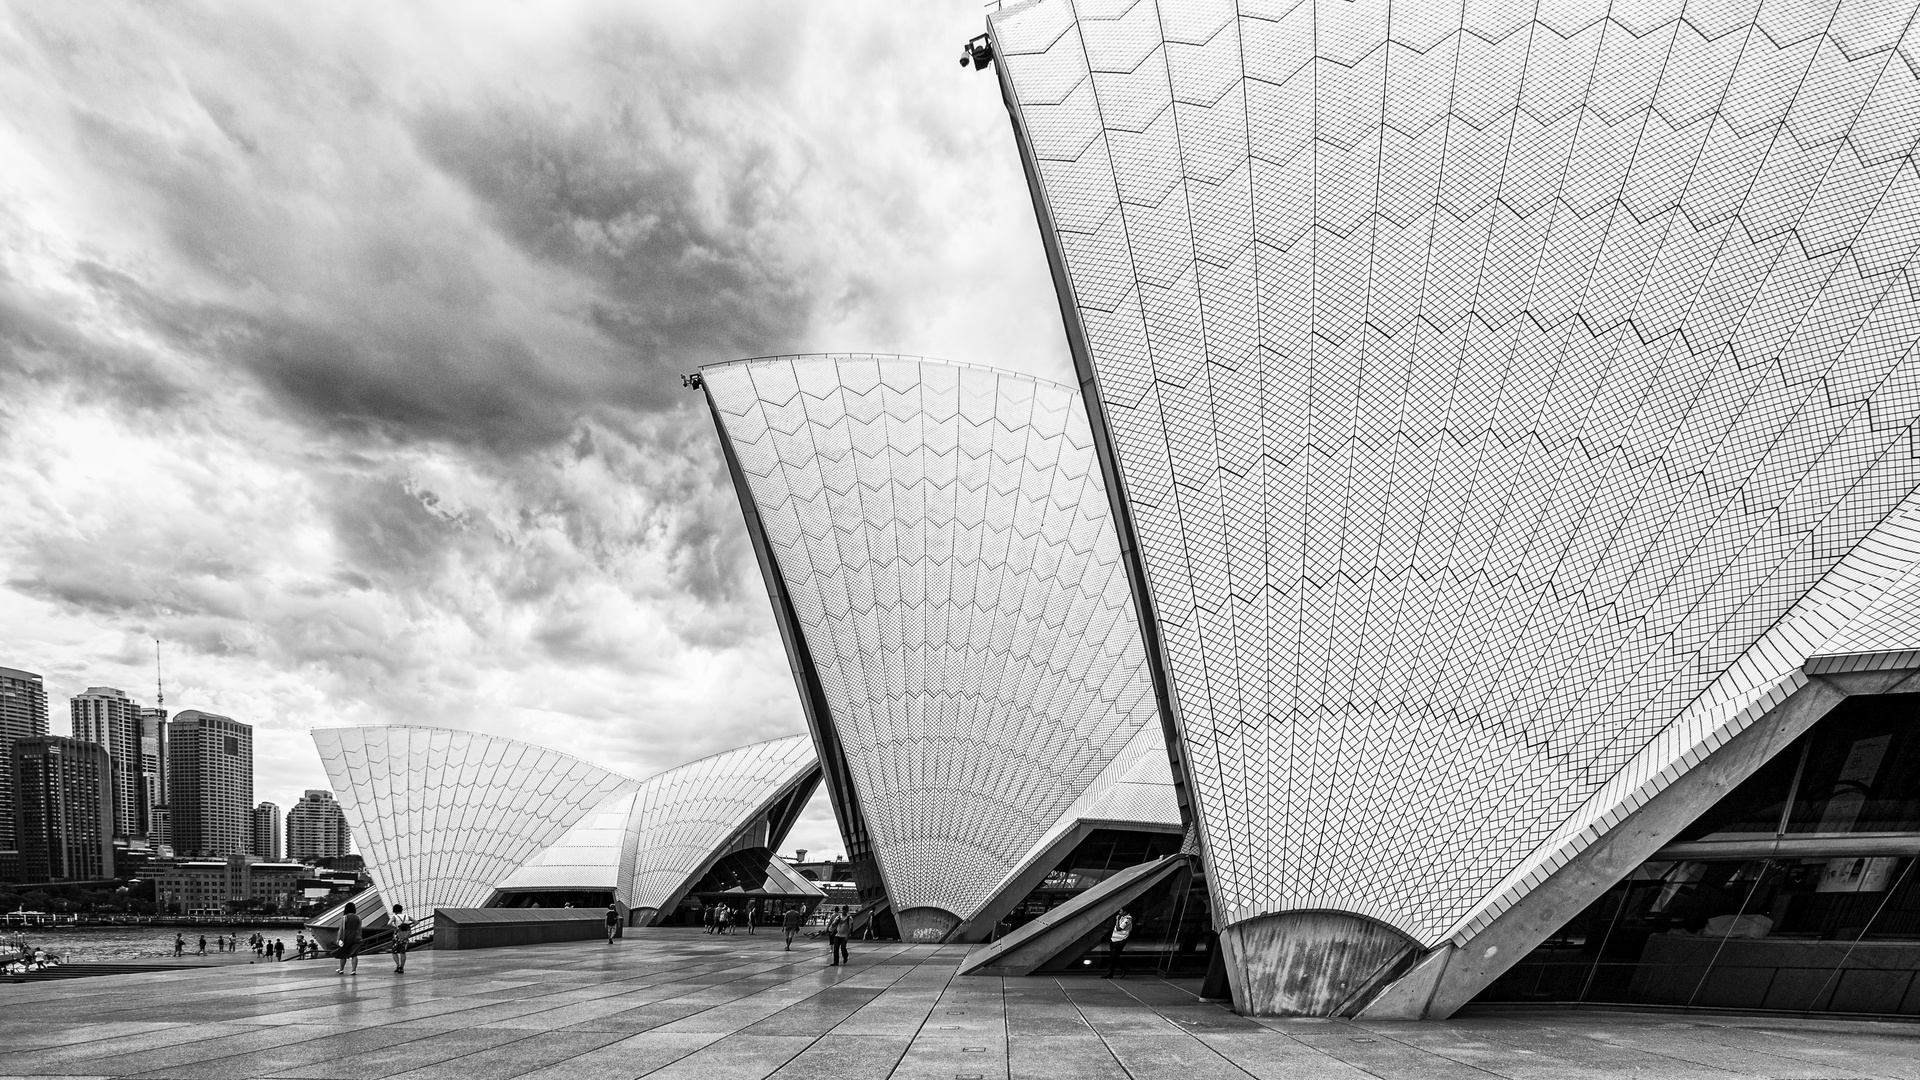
[7,926,302,963]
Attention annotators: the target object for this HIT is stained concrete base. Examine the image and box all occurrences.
[4,929,1917,1079]
[892,906,960,943]
[1220,911,1420,1016]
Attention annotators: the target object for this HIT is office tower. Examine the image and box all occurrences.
[70,687,140,840]
[167,711,253,857]
[285,789,351,861]
[139,707,168,845]
[0,665,50,852]
[12,736,114,881]
[250,802,282,860]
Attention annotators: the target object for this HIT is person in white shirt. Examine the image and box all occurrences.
[1102,908,1134,979]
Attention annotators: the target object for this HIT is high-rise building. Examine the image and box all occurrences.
[285,789,351,861]
[70,687,140,840]
[0,665,50,853]
[12,736,114,882]
[167,711,252,857]
[250,802,282,860]
[138,707,168,846]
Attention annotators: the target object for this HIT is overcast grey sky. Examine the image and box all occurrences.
[0,0,1072,858]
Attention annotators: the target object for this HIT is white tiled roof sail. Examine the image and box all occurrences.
[703,354,1164,923]
[621,733,819,912]
[494,790,636,892]
[989,0,1920,946]
[313,726,636,916]
[312,726,819,917]
[988,721,1182,902]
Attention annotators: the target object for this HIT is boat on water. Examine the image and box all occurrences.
[0,910,73,928]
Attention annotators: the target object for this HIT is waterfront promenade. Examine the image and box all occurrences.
[2,928,1915,1080]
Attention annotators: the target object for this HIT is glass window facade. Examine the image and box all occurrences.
[1480,693,1920,1015]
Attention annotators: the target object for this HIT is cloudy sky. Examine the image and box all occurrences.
[0,1,1072,858]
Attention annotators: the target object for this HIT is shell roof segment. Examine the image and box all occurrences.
[991,0,1920,945]
[622,733,818,912]
[312,726,818,917]
[704,353,1165,922]
[312,725,636,917]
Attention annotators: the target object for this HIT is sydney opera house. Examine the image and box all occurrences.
[314,0,1920,1021]
[312,727,830,924]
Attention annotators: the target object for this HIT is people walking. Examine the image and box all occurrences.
[745,905,755,935]
[1102,907,1133,979]
[703,904,715,934]
[335,901,362,975]
[782,905,802,951]
[604,902,619,945]
[173,933,185,957]
[391,904,412,973]
[275,939,285,962]
[717,905,733,935]
[197,934,206,956]
[826,910,850,966]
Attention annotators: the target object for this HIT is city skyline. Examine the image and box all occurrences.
[0,660,862,863]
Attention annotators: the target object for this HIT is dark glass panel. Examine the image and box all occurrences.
[1002,828,1184,930]
[1673,739,1804,841]
[1786,695,1920,835]
[1040,865,1214,977]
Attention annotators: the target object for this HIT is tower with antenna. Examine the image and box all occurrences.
[140,639,171,847]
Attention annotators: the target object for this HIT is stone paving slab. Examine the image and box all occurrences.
[3,928,1917,1079]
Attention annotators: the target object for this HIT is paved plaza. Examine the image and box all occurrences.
[2,929,1917,1080]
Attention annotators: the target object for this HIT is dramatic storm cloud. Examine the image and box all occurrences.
[0,0,1069,855]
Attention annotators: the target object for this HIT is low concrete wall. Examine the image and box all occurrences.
[433,909,608,950]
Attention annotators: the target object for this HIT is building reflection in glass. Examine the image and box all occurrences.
[1481,693,1920,1014]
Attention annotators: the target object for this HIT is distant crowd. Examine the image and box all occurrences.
[170,930,321,961]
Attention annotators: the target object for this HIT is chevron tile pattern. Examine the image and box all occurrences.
[990,0,1920,945]
[991,720,1183,900]
[312,726,817,917]
[620,733,819,912]
[703,354,1162,924]
[313,726,637,917]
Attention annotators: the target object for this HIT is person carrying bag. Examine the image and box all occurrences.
[826,910,851,966]
[390,904,413,973]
